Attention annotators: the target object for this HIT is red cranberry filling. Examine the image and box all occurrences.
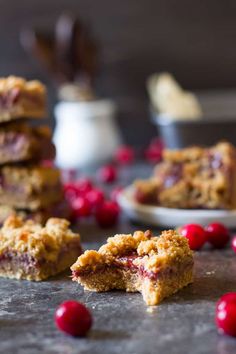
[0,88,20,108]
[208,152,223,170]
[73,253,193,282]
[0,133,28,153]
[0,251,38,267]
[0,90,45,110]
[162,164,183,189]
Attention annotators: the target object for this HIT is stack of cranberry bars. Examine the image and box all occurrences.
[0,76,69,223]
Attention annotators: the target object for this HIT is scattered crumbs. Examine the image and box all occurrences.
[206,271,215,275]
[146,306,156,313]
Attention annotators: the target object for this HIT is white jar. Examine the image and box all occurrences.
[53,99,121,169]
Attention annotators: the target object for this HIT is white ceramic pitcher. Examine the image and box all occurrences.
[53,99,121,169]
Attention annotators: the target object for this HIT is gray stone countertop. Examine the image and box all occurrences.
[1,164,236,354]
[1,220,236,354]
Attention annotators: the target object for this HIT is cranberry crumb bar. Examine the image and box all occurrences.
[0,200,72,225]
[0,215,82,280]
[0,122,55,164]
[135,142,236,209]
[71,230,193,305]
[0,165,63,210]
[0,76,46,122]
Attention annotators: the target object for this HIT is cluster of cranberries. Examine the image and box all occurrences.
[179,223,236,337]
[179,222,232,251]
[63,141,164,228]
[64,177,121,228]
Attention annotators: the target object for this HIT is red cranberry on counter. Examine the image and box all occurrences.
[64,183,79,201]
[144,138,164,164]
[95,200,120,228]
[71,196,91,217]
[75,178,93,194]
[115,145,135,165]
[231,236,236,253]
[55,300,92,337]
[205,222,230,249]
[86,188,105,209]
[98,165,117,183]
[179,224,206,250]
[144,146,162,164]
[216,293,236,337]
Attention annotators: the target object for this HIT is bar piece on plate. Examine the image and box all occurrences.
[135,142,236,209]
[0,215,82,281]
[0,76,46,122]
[0,165,63,210]
[0,122,55,164]
[71,229,193,305]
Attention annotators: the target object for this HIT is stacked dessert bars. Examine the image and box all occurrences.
[0,76,67,223]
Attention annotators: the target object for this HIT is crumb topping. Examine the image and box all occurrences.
[0,215,81,261]
[71,229,192,273]
[99,230,152,257]
[162,142,235,164]
[0,76,46,95]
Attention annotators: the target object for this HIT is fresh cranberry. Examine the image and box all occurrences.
[63,183,79,202]
[95,200,120,228]
[111,186,123,203]
[115,145,135,165]
[55,300,92,337]
[75,178,93,195]
[144,138,164,163]
[144,145,162,163]
[231,236,236,253]
[71,197,91,217]
[86,188,105,209]
[216,293,236,312]
[231,235,236,252]
[179,224,206,250]
[216,293,236,337]
[98,165,117,183]
[205,222,230,249]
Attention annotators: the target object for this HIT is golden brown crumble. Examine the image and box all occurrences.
[71,229,192,273]
[0,76,46,95]
[162,142,235,163]
[0,215,81,262]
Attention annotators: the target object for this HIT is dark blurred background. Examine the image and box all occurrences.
[1,0,236,147]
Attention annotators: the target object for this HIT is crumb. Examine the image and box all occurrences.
[146,306,156,313]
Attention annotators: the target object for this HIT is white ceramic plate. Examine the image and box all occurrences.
[118,185,236,228]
